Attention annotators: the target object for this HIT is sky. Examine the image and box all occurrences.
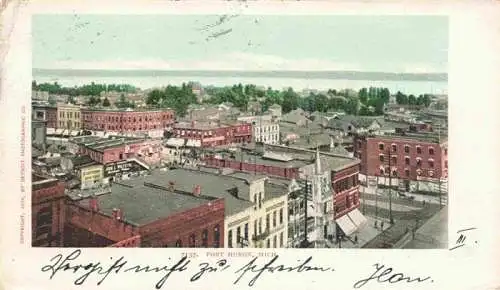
[32,15,448,73]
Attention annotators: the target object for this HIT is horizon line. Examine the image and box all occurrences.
[33,68,448,82]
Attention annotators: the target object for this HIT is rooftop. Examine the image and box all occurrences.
[216,145,358,172]
[81,107,174,112]
[99,168,275,220]
[81,177,217,226]
[32,173,60,191]
[70,135,147,152]
[364,132,447,143]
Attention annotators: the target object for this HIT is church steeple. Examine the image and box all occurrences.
[315,146,321,174]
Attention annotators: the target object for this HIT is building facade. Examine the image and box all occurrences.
[354,133,448,192]
[224,175,288,249]
[173,121,252,148]
[238,116,280,145]
[64,176,225,248]
[32,174,66,247]
[32,104,58,129]
[81,108,175,138]
[57,103,82,130]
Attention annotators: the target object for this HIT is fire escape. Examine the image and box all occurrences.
[380,145,395,225]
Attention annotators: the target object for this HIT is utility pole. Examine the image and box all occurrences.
[375,175,379,219]
[300,178,311,248]
[388,148,394,225]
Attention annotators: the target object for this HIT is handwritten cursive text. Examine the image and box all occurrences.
[353,263,432,288]
[234,255,333,287]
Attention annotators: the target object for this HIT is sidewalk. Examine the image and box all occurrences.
[333,216,383,248]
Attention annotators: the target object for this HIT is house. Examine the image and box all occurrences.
[326,115,383,136]
[281,109,311,127]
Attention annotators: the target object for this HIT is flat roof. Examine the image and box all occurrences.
[81,107,173,112]
[226,146,358,172]
[366,132,447,143]
[81,180,216,226]
[32,174,60,191]
[71,136,147,152]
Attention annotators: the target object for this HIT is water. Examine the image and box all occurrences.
[33,74,448,96]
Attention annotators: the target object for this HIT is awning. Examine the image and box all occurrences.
[186,139,201,147]
[55,129,64,135]
[166,138,185,147]
[46,128,55,135]
[347,208,367,228]
[336,214,357,236]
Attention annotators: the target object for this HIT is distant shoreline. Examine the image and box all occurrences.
[33,69,447,82]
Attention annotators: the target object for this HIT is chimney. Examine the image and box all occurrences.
[193,185,201,196]
[112,208,118,218]
[168,181,175,191]
[89,198,99,212]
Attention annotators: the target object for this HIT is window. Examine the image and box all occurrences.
[236,227,241,245]
[392,170,397,177]
[378,143,384,150]
[391,144,397,152]
[405,169,410,177]
[266,214,270,231]
[228,230,233,248]
[379,155,385,162]
[429,147,435,155]
[253,194,257,210]
[189,234,196,247]
[391,156,397,165]
[175,239,182,247]
[254,220,257,237]
[405,145,410,153]
[266,239,270,248]
[280,232,284,247]
[258,218,262,234]
[323,202,328,214]
[202,229,208,247]
[279,208,283,224]
[244,223,249,241]
[416,158,422,167]
[417,146,422,154]
[213,225,220,248]
[258,193,262,209]
[405,157,410,165]
[379,168,384,175]
[273,235,277,248]
[272,211,277,227]
[428,160,434,168]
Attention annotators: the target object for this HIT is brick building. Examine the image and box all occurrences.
[172,121,252,148]
[64,170,225,248]
[353,132,448,192]
[32,104,58,129]
[81,108,175,138]
[32,174,66,247]
[69,136,162,165]
[203,144,361,221]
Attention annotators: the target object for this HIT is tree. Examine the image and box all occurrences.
[396,91,408,105]
[343,97,359,115]
[358,88,368,105]
[408,95,417,105]
[87,96,100,107]
[102,97,111,107]
[281,87,300,113]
